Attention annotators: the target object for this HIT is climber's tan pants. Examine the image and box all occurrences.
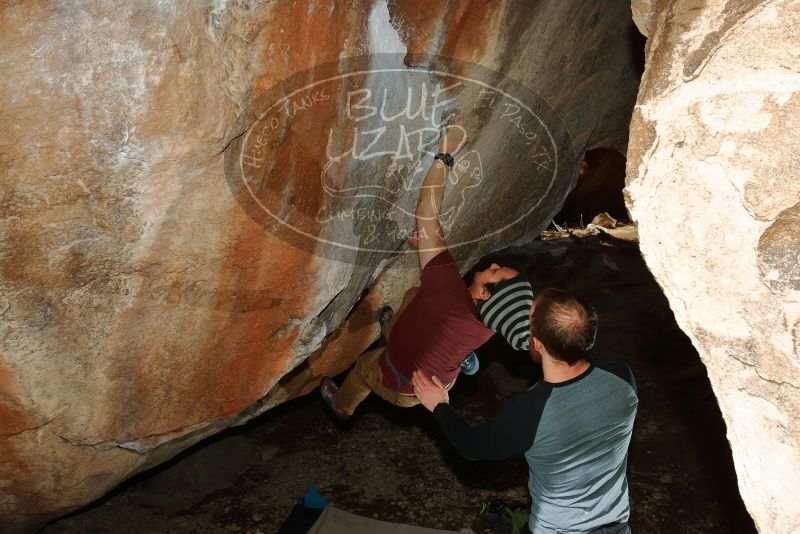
[334,348,420,416]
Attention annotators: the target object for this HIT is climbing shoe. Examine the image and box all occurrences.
[319,377,349,421]
[374,305,395,348]
[460,351,480,376]
[480,500,527,534]
[378,305,394,328]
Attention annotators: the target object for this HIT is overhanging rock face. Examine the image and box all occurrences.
[0,0,641,529]
[626,0,800,531]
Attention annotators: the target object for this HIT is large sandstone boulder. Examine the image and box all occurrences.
[626,0,800,531]
[0,0,641,529]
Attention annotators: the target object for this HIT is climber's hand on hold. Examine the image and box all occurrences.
[438,122,468,157]
[407,229,419,249]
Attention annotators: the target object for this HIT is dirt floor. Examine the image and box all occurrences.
[45,235,757,534]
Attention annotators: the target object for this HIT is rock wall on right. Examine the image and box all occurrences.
[625,0,800,532]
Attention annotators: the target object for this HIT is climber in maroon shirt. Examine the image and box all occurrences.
[320,122,520,419]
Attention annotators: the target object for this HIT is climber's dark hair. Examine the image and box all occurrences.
[463,257,494,289]
[462,253,530,295]
[530,288,598,365]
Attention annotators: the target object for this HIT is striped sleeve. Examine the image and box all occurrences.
[480,278,534,351]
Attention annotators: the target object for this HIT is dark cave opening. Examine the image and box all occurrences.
[554,148,630,228]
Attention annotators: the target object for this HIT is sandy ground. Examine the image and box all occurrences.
[45,235,756,534]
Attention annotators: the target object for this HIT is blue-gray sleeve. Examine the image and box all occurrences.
[432,385,550,460]
[594,361,637,396]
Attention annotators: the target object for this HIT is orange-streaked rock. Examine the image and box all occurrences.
[0,0,641,529]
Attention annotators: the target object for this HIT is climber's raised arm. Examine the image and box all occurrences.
[414,126,466,269]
